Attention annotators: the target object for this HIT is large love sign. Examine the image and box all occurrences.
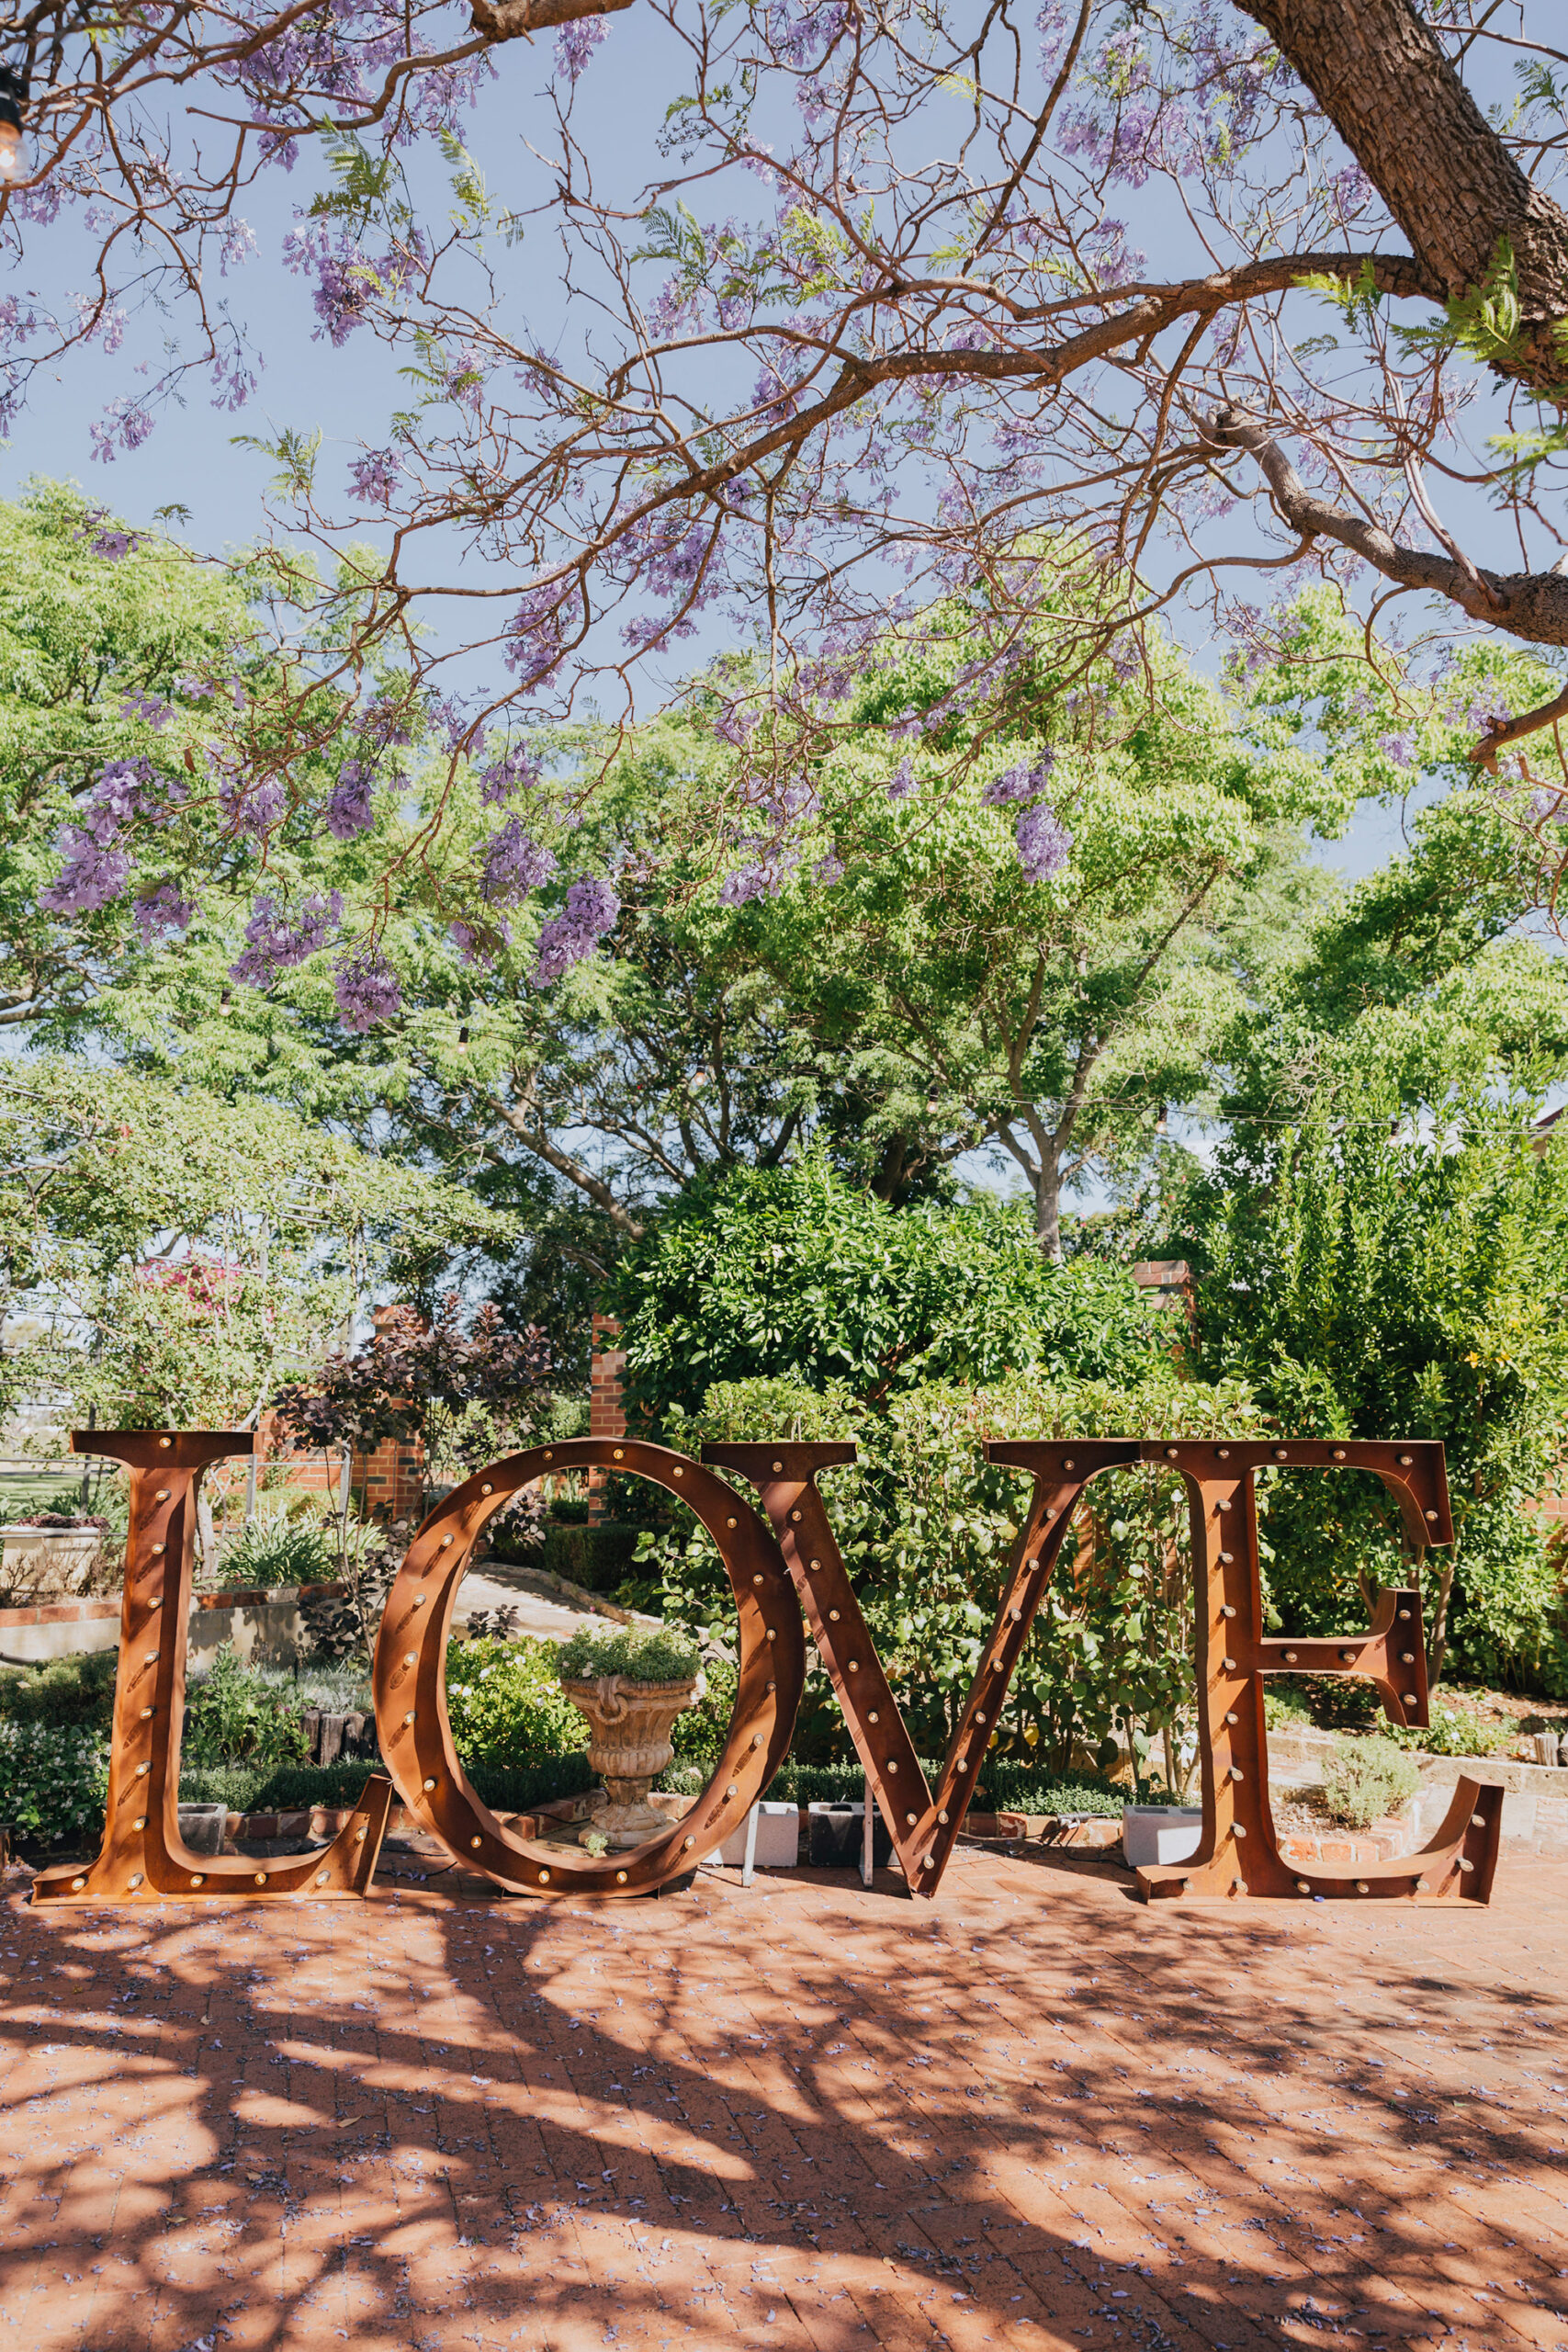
[33,1428,1504,1911]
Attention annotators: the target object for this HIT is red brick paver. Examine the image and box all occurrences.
[2,1848,1565,2350]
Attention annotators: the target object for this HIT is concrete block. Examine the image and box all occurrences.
[1121,1805,1202,1867]
[716,1802,800,1869]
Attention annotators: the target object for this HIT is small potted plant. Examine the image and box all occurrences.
[554,1625,702,1850]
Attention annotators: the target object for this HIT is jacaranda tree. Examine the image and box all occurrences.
[9,2,1568,1021]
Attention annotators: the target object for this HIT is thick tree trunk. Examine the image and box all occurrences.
[1035,1159,1064,1264]
[1235,0,1568,389]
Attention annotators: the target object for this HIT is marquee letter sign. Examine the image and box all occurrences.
[32,1431,393,1908]
[986,1440,1503,1905]
[33,1429,1503,1910]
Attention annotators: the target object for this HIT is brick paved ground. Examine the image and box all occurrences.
[2,1846,1565,2352]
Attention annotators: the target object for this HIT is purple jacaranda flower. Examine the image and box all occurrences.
[220,774,286,837]
[502,586,570,686]
[1466,695,1512,734]
[556,14,609,80]
[719,864,772,908]
[333,947,403,1033]
[40,839,133,915]
[132,881,197,942]
[88,398,154,463]
[87,757,161,826]
[816,854,846,886]
[349,447,403,505]
[118,692,173,729]
[1378,730,1416,767]
[533,876,620,985]
[982,749,1055,806]
[39,757,168,915]
[229,891,342,987]
[1016,805,1072,883]
[446,345,486,410]
[479,742,544,805]
[715,701,758,748]
[481,819,558,906]
[220,218,256,275]
[90,527,141,560]
[325,761,376,841]
[718,844,801,904]
[449,919,508,966]
[886,756,916,803]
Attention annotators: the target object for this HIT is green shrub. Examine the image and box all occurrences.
[1387,1702,1513,1758]
[669,1654,739,1770]
[0,1649,117,1731]
[556,1625,701,1682]
[612,1156,1174,1421]
[0,1723,108,1844]
[468,1752,596,1813]
[540,1523,651,1592]
[219,1510,337,1588]
[654,1754,1125,1817]
[1319,1736,1419,1829]
[1264,1685,1314,1728]
[174,1750,595,1816]
[649,1366,1257,1772]
[184,1643,310,1766]
[445,1636,585,1764]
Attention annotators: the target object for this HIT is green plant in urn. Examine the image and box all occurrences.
[554,1627,702,1850]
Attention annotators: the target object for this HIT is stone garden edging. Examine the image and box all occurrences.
[0,1579,348,1667]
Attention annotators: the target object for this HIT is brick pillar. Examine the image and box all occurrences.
[588,1312,626,1526]
[1132,1259,1194,1341]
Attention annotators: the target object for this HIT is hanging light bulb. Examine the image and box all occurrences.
[0,66,28,186]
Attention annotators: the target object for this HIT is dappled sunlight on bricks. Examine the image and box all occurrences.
[1,1849,1565,2348]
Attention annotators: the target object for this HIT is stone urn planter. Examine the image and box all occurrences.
[558,1672,700,1850]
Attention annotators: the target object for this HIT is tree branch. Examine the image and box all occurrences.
[1205,401,1568,650]
[1234,0,1568,391]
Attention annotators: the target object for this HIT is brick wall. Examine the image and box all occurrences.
[588,1312,626,1526]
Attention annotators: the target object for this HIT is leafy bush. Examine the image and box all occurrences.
[556,1625,701,1682]
[0,1723,107,1844]
[297,1548,398,1665]
[646,1365,1257,1774]
[538,1522,652,1592]
[175,1758,379,1814]
[669,1654,739,1770]
[184,1643,310,1766]
[1186,1091,1568,1692]
[468,1752,596,1813]
[1319,1736,1420,1829]
[1264,1685,1314,1728]
[655,1754,1124,1815]
[219,1510,338,1588]
[445,1636,585,1763]
[245,1661,374,1715]
[1387,1702,1514,1758]
[612,1155,1173,1421]
[0,1649,117,1731]
[175,1750,595,1816]
[1263,1674,1379,1731]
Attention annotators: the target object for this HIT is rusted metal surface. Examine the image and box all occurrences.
[32,1431,392,1908]
[706,1440,1143,1900]
[988,1439,1502,1905]
[376,1438,805,1897]
[30,1427,1504,1912]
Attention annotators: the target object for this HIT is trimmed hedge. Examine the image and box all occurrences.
[175,1750,595,1817]
[539,1523,651,1593]
[657,1756,1126,1817]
